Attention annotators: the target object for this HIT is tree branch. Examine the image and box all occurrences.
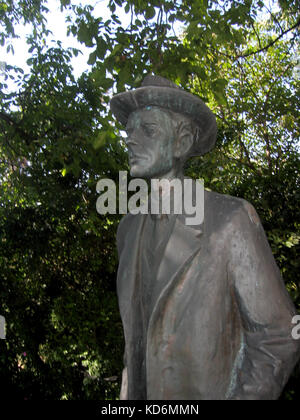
[209,19,299,63]
[219,149,262,175]
[237,18,300,59]
[251,21,262,49]
[0,111,31,145]
[263,63,293,114]
[0,111,15,127]
[237,133,258,172]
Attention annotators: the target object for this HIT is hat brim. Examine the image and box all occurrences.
[110,86,217,155]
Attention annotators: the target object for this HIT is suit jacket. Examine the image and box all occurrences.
[116,189,300,400]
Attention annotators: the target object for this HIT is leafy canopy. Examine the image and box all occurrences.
[0,0,299,400]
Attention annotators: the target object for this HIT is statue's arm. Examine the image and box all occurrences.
[116,216,130,401]
[228,201,300,400]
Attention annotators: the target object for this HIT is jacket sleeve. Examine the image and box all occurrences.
[116,215,130,400]
[228,201,300,400]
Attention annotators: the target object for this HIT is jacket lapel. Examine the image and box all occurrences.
[148,216,203,333]
[156,215,202,295]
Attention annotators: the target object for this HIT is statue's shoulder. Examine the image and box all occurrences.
[117,213,135,237]
[204,189,261,228]
[116,213,139,251]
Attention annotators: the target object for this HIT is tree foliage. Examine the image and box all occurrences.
[0,0,299,400]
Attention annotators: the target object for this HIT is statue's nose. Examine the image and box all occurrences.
[126,136,139,147]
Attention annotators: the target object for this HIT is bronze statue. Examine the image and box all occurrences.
[110,75,300,400]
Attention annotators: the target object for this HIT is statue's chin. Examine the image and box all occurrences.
[130,162,174,179]
[130,165,149,178]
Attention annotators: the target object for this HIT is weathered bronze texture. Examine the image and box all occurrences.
[110,75,300,400]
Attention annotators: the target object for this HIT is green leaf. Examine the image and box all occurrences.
[96,38,107,59]
[145,7,156,20]
[93,132,107,150]
[88,51,97,65]
[211,78,228,105]
[77,23,94,47]
[60,0,71,8]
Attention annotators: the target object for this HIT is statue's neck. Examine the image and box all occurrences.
[150,165,184,182]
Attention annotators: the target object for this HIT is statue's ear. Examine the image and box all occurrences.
[173,121,194,160]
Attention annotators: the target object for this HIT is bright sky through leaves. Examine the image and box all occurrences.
[0,0,130,86]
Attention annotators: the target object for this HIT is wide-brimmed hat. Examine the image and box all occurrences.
[110,75,217,156]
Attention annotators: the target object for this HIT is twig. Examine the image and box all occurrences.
[237,18,300,59]
[263,3,284,34]
[251,21,262,49]
[209,19,299,62]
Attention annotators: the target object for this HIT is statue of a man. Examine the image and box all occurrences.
[110,75,300,400]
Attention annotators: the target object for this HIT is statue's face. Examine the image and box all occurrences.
[125,107,175,178]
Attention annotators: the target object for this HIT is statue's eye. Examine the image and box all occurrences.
[125,127,133,136]
[142,124,156,137]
